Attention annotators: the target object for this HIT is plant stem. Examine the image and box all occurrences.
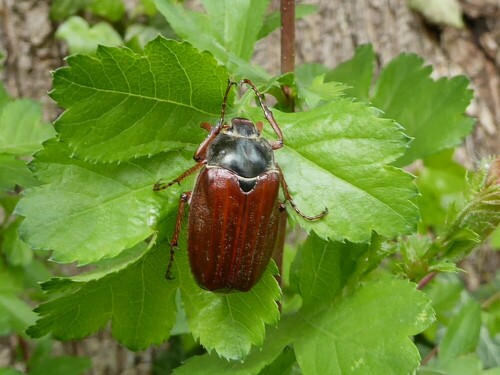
[417,272,437,290]
[17,335,30,365]
[280,0,295,73]
[280,0,295,111]
[481,291,500,309]
[421,346,438,365]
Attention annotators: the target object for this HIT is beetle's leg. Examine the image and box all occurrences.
[165,191,192,280]
[154,162,204,191]
[276,164,328,221]
[194,80,237,162]
[240,79,284,150]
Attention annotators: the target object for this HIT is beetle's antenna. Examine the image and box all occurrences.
[240,79,284,150]
[192,80,236,162]
[218,80,237,127]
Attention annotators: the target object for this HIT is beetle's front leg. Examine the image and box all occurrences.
[166,191,192,280]
[240,79,284,150]
[154,162,204,191]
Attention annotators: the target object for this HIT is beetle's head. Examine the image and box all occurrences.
[230,117,262,138]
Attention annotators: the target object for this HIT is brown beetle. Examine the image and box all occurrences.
[154,79,326,292]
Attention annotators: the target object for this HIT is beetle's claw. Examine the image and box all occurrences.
[310,207,329,221]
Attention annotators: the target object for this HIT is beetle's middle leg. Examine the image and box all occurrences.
[165,191,192,280]
[276,164,328,221]
[154,162,204,191]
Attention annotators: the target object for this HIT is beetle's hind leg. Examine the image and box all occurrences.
[276,164,328,221]
[165,191,192,280]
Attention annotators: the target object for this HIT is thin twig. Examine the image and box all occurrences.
[280,0,295,73]
[481,291,500,309]
[417,272,437,290]
[421,346,438,365]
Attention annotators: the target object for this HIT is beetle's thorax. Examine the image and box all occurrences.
[206,118,275,181]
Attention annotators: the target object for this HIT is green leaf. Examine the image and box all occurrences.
[424,274,464,326]
[484,368,500,375]
[16,140,191,264]
[2,218,33,266]
[0,294,38,334]
[295,63,329,89]
[88,0,125,21]
[200,0,270,61]
[477,327,500,368]
[417,149,467,231]
[0,271,37,335]
[435,158,500,259]
[55,16,123,55]
[139,0,158,16]
[27,239,281,358]
[264,101,418,242]
[50,0,90,21]
[417,369,448,375]
[292,233,367,309]
[50,0,125,21]
[298,75,347,109]
[177,250,281,360]
[0,99,54,155]
[29,338,91,375]
[0,82,10,107]
[293,279,434,375]
[175,281,434,373]
[69,241,152,283]
[27,244,178,350]
[154,0,271,81]
[371,54,474,166]
[259,347,297,375]
[0,369,24,375]
[325,44,375,101]
[30,355,91,375]
[296,45,375,104]
[173,317,298,374]
[125,25,163,51]
[258,4,317,39]
[0,155,39,191]
[425,353,485,375]
[409,0,464,28]
[492,225,500,249]
[51,37,229,162]
[439,300,482,362]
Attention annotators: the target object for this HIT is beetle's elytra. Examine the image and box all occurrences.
[154,79,327,292]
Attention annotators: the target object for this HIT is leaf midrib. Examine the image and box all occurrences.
[58,75,218,117]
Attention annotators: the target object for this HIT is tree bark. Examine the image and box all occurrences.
[255,0,500,159]
[0,0,63,121]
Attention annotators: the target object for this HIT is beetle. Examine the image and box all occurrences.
[154,79,327,292]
